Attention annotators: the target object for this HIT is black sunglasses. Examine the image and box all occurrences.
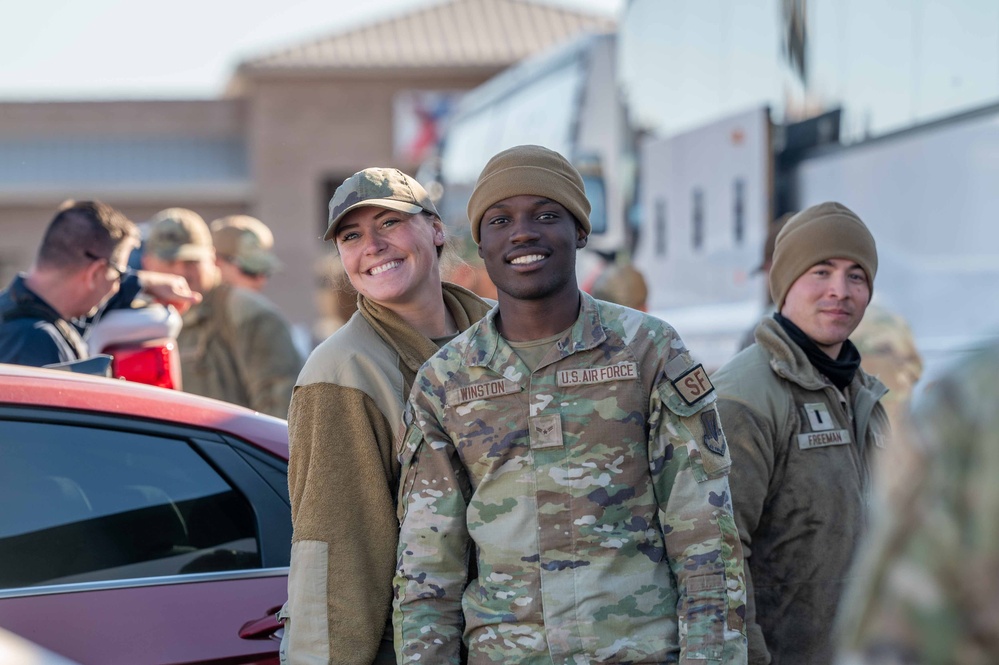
[84,251,129,281]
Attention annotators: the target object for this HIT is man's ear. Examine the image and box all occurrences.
[576,230,588,249]
[477,244,484,259]
[83,259,104,289]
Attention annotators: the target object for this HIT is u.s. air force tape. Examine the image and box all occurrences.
[671,363,714,405]
[556,362,638,386]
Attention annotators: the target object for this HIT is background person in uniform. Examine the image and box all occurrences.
[0,200,197,367]
[712,202,891,665]
[280,168,490,665]
[737,213,791,351]
[588,258,649,311]
[142,208,302,418]
[393,145,747,665]
[311,253,358,342]
[851,304,924,502]
[210,214,281,293]
[835,336,999,665]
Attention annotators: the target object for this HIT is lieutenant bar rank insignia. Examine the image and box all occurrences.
[671,363,714,405]
[797,403,852,449]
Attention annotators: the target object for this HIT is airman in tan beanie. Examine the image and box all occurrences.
[712,200,888,665]
[467,144,591,243]
[769,201,878,310]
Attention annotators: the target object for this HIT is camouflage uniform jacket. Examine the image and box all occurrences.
[712,317,889,665]
[836,339,999,665]
[394,293,748,665]
[178,282,303,418]
[282,284,490,665]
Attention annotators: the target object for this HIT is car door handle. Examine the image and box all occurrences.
[239,606,284,640]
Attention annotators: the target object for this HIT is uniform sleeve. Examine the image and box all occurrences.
[715,396,777,665]
[235,308,303,418]
[284,382,399,665]
[393,388,471,665]
[650,383,748,665]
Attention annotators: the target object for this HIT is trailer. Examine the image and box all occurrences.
[433,32,635,277]
[791,101,999,380]
[634,106,774,371]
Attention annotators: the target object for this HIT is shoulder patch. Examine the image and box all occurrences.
[446,378,520,407]
[700,410,726,456]
[671,363,714,405]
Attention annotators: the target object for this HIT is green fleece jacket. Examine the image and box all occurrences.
[178,282,303,418]
[712,317,889,665]
[282,283,491,665]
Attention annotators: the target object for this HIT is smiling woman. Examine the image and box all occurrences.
[280,167,491,665]
[334,206,445,314]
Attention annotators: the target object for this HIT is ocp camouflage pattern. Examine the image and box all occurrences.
[393,293,748,664]
[836,338,999,665]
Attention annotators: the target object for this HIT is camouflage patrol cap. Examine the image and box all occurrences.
[144,208,213,262]
[210,215,282,276]
[324,168,439,241]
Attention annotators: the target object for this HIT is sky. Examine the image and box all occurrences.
[0,0,624,101]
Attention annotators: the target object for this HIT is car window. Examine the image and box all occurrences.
[0,421,261,590]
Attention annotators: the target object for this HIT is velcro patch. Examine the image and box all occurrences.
[530,414,563,450]
[797,429,852,450]
[557,362,638,387]
[803,403,836,432]
[687,573,725,593]
[671,363,714,405]
[700,410,726,456]
[446,378,520,407]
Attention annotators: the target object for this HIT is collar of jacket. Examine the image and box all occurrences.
[358,282,491,374]
[5,274,57,318]
[461,290,607,369]
[756,316,887,398]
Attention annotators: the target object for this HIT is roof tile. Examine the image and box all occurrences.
[241,0,614,71]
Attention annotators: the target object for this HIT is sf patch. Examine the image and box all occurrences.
[700,410,726,456]
[671,363,714,405]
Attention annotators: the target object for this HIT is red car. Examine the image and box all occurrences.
[0,364,290,665]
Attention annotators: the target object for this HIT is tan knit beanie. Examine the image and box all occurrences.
[467,145,591,244]
[769,201,878,309]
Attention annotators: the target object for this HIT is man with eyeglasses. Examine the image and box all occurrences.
[0,200,199,367]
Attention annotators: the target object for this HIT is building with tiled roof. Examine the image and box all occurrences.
[0,0,616,342]
[234,0,613,74]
